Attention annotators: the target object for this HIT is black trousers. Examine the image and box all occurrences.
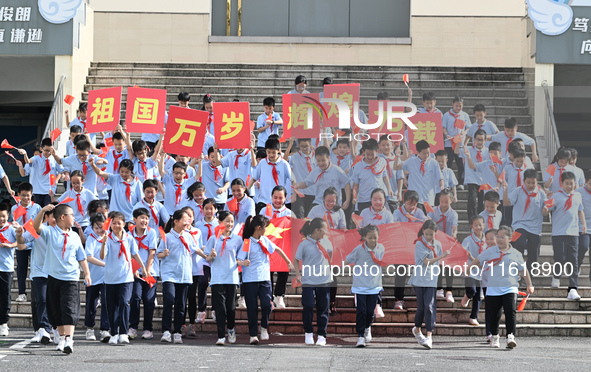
[212,284,237,338]
[487,293,517,336]
[271,271,289,297]
[467,184,484,221]
[0,272,13,324]
[445,147,464,185]
[15,249,30,295]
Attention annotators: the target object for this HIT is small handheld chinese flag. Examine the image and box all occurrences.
[490,154,503,165]
[351,214,363,228]
[544,199,555,208]
[50,128,62,143]
[99,146,108,158]
[264,204,273,218]
[352,155,363,167]
[104,137,114,149]
[517,294,530,312]
[103,218,111,231]
[50,174,56,186]
[13,206,27,221]
[23,219,40,239]
[423,202,435,214]
[511,231,522,242]
[12,195,21,204]
[498,170,506,183]
[59,196,75,205]
[242,239,250,252]
[145,275,157,288]
[131,259,141,273]
[227,198,238,214]
[128,225,136,233]
[64,94,75,105]
[159,227,166,241]
[291,277,302,288]
[454,120,466,130]
[546,163,556,175]
[1,139,15,149]
[479,184,492,192]
[403,74,410,88]
[292,186,305,198]
[215,224,224,239]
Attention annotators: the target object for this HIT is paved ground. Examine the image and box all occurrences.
[1,329,590,371]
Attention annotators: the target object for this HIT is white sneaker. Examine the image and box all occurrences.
[436,289,445,299]
[551,277,560,288]
[316,335,327,346]
[31,329,42,343]
[160,331,172,343]
[0,323,9,336]
[127,328,137,339]
[486,334,492,342]
[364,327,372,343]
[469,318,480,326]
[260,327,269,341]
[187,323,197,338]
[119,334,130,344]
[197,311,206,324]
[461,294,470,308]
[100,330,111,343]
[15,294,27,302]
[249,336,259,345]
[238,296,247,309]
[480,291,485,301]
[356,336,366,347]
[506,334,517,349]
[394,300,404,310]
[211,310,216,321]
[457,185,465,190]
[491,334,500,348]
[216,337,225,346]
[173,333,183,344]
[412,326,426,344]
[52,328,60,344]
[109,334,119,345]
[39,329,51,344]
[85,328,96,341]
[568,289,582,300]
[446,291,455,303]
[275,296,286,309]
[374,304,385,318]
[56,336,65,351]
[422,336,433,349]
[305,332,314,345]
[227,328,236,344]
[63,337,74,354]
[142,330,153,340]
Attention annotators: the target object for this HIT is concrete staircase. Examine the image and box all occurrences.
[8,63,588,337]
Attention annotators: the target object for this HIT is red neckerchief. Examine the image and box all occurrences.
[398,206,418,222]
[522,185,538,216]
[364,158,386,175]
[315,163,332,184]
[324,210,334,228]
[436,206,447,233]
[413,236,438,258]
[131,228,151,250]
[267,158,279,185]
[558,190,574,211]
[174,184,183,206]
[83,161,88,176]
[204,223,213,240]
[75,192,85,216]
[484,247,508,272]
[486,212,495,230]
[307,237,330,261]
[505,134,513,155]
[255,237,271,256]
[235,150,249,169]
[220,235,230,256]
[122,180,132,202]
[139,161,149,181]
[300,151,313,172]
[512,162,524,187]
[210,163,222,182]
[112,151,123,172]
[41,155,51,176]
[384,155,396,179]
[370,207,383,220]
[471,233,485,255]
[473,146,483,162]
[178,232,192,253]
[188,228,201,245]
[143,199,159,226]
[109,232,129,263]
[364,242,387,266]
[0,224,11,244]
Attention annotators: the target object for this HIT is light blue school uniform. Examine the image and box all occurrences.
[180,199,204,227]
[442,110,471,148]
[330,151,353,175]
[251,158,292,205]
[543,162,578,194]
[350,157,389,204]
[104,149,130,176]
[459,146,489,185]
[195,218,219,245]
[41,225,87,281]
[30,155,58,195]
[256,112,282,148]
[345,243,384,294]
[402,155,443,205]
[258,205,292,218]
[203,132,216,157]
[20,228,48,279]
[237,236,278,283]
[577,186,591,233]
[204,234,243,285]
[478,245,525,295]
[85,232,105,285]
[161,174,194,215]
[462,233,486,280]
[573,165,585,187]
[69,117,96,143]
[304,163,350,205]
[393,205,426,223]
[427,206,458,237]
[480,210,502,233]
[157,230,195,284]
[291,151,317,197]
[223,196,256,225]
[504,161,532,193]
[10,202,41,250]
[295,237,333,286]
[549,190,583,236]
[132,158,158,183]
[200,160,229,204]
[221,149,256,196]
[359,206,394,227]
[186,227,206,276]
[106,175,143,222]
[307,204,346,229]
[408,238,443,287]
[437,166,458,193]
[130,227,159,277]
[475,160,501,194]
[467,120,498,139]
[0,224,16,272]
[103,232,138,284]
[509,186,547,235]
[379,153,403,202]
[58,188,97,227]
[62,154,100,196]
[491,131,535,157]
[65,140,76,157]
[133,199,170,231]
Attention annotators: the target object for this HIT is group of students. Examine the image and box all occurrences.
[0,78,588,352]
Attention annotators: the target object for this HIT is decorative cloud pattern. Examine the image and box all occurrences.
[527,0,573,36]
[38,0,83,24]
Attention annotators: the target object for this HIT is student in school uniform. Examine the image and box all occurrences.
[65,125,82,157]
[294,218,332,346]
[33,204,92,354]
[568,148,585,187]
[307,187,347,230]
[103,130,132,198]
[409,220,450,349]
[290,138,317,218]
[293,145,351,212]
[57,170,97,232]
[351,139,393,212]
[402,140,444,209]
[157,147,202,216]
[202,147,230,210]
[54,139,106,197]
[100,211,146,345]
[248,138,293,215]
[90,158,143,226]
[359,189,395,227]
[491,117,539,162]
[433,150,458,206]
[236,215,294,345]
[460,216,487,326]
[465,104,499,145]
[469,226,534,349]
[378,135,407,211]
[458,130,489,220]
[577,170,591,286]
[344,224,385,348]
[224,178,256,226]
[331,138,355,174]
[83,213,111,342]
[500,148,533,227]
[192,200,217,326]
[182,181,207,225]
[543,148,576,194]
[130,140,159,183]
[157,209,196,344]
[442,97,471,188]
[546,171,586,300]
[0,204,18,337]
[212,142,257,198]
[502,169,549,284]
[287,75,310,95]
[133,179,169,231]
[25,138,58,207]
[203,211,244,346]
[66,102,94,144]
[418,92,443,116]
[480,191,502,234]
[256,97,283,151]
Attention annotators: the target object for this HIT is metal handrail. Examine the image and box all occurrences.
[42,75,67,150]
[542,81,561,160]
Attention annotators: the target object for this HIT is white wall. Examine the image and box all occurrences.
[89,0,210,13]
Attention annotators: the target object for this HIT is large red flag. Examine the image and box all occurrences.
[265,216,292,272]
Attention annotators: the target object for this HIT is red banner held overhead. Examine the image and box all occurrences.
[163,106,209,158]
[322,83,360,128]
[87,87,122,133]
[290,93,321,140]
[125,87,167,134]
[281,94,292,141]
[212,102,251,149]
[406,113,445,154]
[368,100,406,142]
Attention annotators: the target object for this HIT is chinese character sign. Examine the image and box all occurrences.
[407,113,444,153]
[87,87,122,133]
[281,94,292,140]
[322,83,360,128]
[212,101,251,149]
[124,87,167,134]
[368,100,406,141]
[163,106,209,158]
[290,93,321,140]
